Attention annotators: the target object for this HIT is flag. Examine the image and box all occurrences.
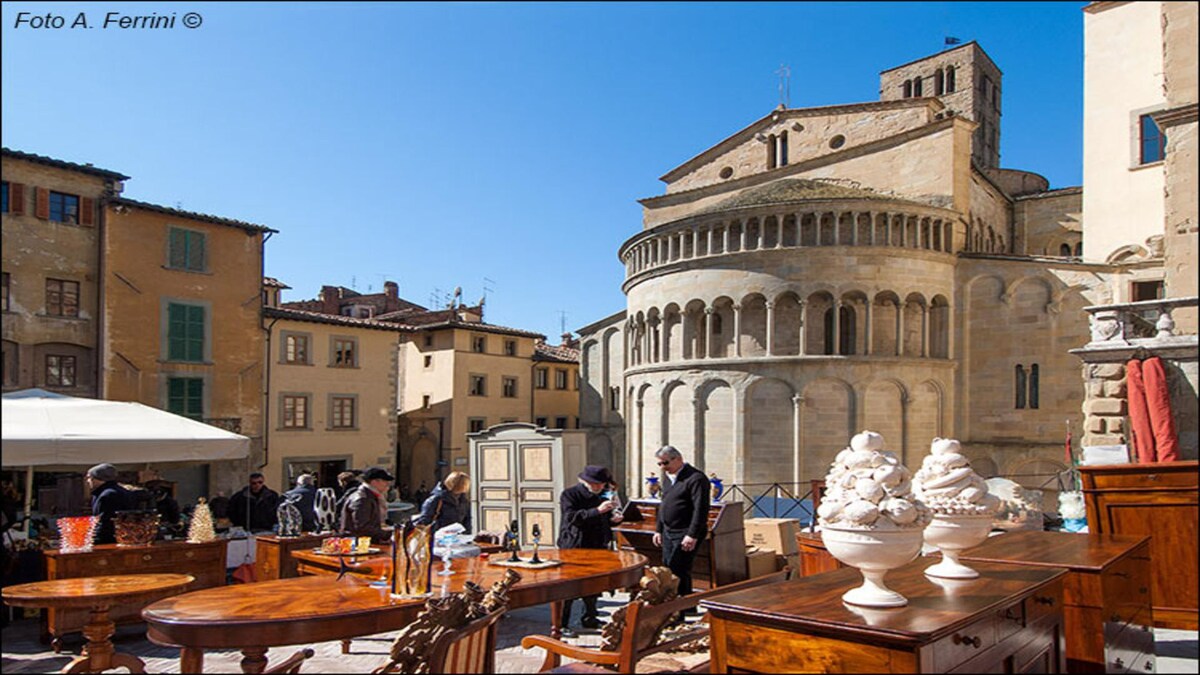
[945,36,962,45]
[1065,425,1073,465]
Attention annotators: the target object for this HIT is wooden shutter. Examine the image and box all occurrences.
[34,187,49,219]
[80,197,95,226]
[168,303,187,360]
[9,183,24,215]
[186,378,204,418]
[187,231,206,271]
[186,305,205,361]
[167,377,186,414]
[168,228,188,268]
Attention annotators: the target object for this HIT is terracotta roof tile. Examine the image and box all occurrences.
[2,147,130,180]
[264,306,411,332]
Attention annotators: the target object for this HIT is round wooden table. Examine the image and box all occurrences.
[143,549,646,673]
[3,574,195,674]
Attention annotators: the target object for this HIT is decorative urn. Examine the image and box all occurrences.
[913,438,1002,579]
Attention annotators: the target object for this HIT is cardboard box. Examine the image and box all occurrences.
[745,518,800,555]
[746,547,777,578]
[776,552,799,574]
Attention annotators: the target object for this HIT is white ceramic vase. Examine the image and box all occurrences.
[821,526,924,607]
[314,487,337,533]
[922,514,994,579]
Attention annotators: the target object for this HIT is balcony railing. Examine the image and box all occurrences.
[1083,296,1198,346]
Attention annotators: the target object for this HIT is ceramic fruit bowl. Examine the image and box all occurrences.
[821,526,924,607]
[922,513,993,579]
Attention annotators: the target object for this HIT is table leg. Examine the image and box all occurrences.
[63,604,129,674]
[550,600,564,639]
[240,647,269,674]
[180,647,206,674]
[341,640,351,654]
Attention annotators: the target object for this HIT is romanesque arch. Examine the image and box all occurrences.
[745,377,796,485]
[863,378,907,464]
[662,380,694,463]
[800,378,855,484]
[698,379,735,480]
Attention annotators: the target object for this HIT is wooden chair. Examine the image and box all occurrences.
[522,568,792,673]
[264,648,315,674]
[376,607,506,674]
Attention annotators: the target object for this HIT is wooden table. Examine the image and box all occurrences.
[702,560,1067,673]
[959,530,1154,673]
[3,574,195,674]
[143,549,645,673]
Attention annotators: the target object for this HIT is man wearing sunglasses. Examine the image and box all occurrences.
[650,446,710,596]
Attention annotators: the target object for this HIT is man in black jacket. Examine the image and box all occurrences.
[650,446,710,596]
[557,465,623,635]
[85,463,136,545]
[228,473,280,533]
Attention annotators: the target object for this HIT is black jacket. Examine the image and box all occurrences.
[415,484,471,533]
[90,481,136,545]
[655,464,710,542]
[227,486,280,533]
[557,483,614,549]
[283,484,318,532]
[339,484,389,543]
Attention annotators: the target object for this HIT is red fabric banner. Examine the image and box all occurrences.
[1126,359,1156,463]
[1141,356,1180,462]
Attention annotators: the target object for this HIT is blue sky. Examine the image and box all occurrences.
[2,2,1087,340]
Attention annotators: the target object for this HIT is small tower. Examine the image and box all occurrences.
[879,42,1003,168]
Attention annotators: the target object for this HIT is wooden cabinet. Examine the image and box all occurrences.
[614,500,746,588]
[1080,460,1198,630]
[795,531,843,577]
[254,534,326,580]
[43,539,227,643]
[959,530,1154,673]
[702,560,1067,673]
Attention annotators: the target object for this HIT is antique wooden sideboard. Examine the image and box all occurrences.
[960,530,1154,674]
[1079,460,1198,630]
[254,534,326,580]
[796,530,843,577]
[702,560,1067,673]
[42,539,227,647]
[614,499,747,588]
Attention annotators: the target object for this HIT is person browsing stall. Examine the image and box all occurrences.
[650,446,710,596]
[557,465,623,636]
[340,466,393,544]
[415,471,472,533]
[85,463,136,545]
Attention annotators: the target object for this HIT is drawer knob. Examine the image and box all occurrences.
[1146,474,1159,481]
[1033,596,1055,606]
[952,634,982,648]
[97,559,108,566]
[185,551,195,559]
[142,554,153,562]
[1139,586,1148,595]
[1113,571,1130,579]
[1144,660,1153,671]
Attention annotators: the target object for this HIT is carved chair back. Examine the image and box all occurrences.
[428,607,505,674]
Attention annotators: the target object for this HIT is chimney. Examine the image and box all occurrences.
[384,281,399,312]
[320,285,340,315]
[561,333,578,349]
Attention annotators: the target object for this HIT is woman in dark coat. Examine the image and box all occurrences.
[556,465,623,635]
[415,472,472,533]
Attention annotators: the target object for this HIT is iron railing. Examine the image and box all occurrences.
[718,482,815,523]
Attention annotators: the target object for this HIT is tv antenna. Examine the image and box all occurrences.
[776,63,791,108]
[557,310,568,337]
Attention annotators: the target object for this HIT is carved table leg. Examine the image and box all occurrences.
[240,647,269,674]
[341,640,352,654]
[51,637,64,654]
[63,604,131,674]
[180,647,206,674]
[550,600,564,639]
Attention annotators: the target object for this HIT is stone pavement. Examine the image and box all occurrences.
[2,599,1195,673]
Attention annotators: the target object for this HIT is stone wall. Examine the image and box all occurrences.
[1015,188,1083,257]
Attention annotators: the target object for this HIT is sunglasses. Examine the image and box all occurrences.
[656,460,672,466]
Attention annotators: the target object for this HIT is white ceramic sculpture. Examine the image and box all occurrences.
[914,438,1002,579]
[314,487,338,533]
[817,430,932,607]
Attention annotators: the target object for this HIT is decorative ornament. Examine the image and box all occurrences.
[393,520,433,597]
[600,566,680,652]
[646,473,661,499]
[709,473,724,501]
[314,487,337,533]
[187,498,217,544]
[276,494,302,537]
[505,520,521,562]
[914,438,1002,579]
[57,516,99,553]
[529,523,543,565]
[114,510,160,547]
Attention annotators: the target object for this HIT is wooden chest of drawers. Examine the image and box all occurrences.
[254,534,326,580]
[702,560,1067,673]
[614,500,747,588]
[1080,461,1198,630]
[960,530,1154,673]
[42,539,227,644]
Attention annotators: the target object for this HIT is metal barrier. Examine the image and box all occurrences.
[719,482,815,523]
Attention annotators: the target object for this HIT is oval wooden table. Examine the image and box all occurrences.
[2,574,195,674]
[143,549,646,673]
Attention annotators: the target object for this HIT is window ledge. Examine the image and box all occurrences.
[36,313,88,322]
[327,426,360,432]
[1129,160,1165,172]
[277,427,313,432]
[328,365,360,369]
[161,265,213,276]
[279,361,314,366]
[159,359,215,366]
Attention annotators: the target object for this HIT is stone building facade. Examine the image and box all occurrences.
[580,42,1119,499]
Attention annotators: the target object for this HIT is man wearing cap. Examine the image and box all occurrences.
[85,463,136,545]
[228,473,280,533]
[340,467,394,544]
[651,446,710,597]
[556,465,623,635]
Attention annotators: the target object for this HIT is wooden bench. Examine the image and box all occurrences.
[522,568,791,673]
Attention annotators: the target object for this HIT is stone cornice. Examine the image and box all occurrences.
[1152,103,1199,128]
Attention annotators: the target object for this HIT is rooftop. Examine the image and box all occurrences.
[1,147,130,181]
[112,197,276,235]
[264,306,410,332]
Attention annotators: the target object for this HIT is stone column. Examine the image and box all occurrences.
[723,226,730,253]
[667,235,676,261]
[739,221,747,252]
[765,301,776,356]
[798,301,807,355]
[706,228,714,256]
[833,212,841,245]
[732,304,743,357]
[896,300,905,356]
[692,228,699,258]
[864,298,874,355]
[850,212,857,246]
[704,308,714,359]
[792,394,804,488]
[920,304,930,357]
[832,299,842,355]
[776,216,784,248]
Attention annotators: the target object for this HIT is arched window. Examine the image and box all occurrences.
[779,130,788,167]
[1015,365,1027,409]
[903,80,913,98]
[913,77,923,97]
[1060,243,1072,257]
[1030,364,1040,409]
[946,66,956,92]
[934,69,945,95]
[822,306,856,355]
[767,134,777,169]
[712,313,723,335]
[1073,242,1083,257]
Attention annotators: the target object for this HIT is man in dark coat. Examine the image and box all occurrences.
[283,473,318,532]
[651,446,710,596]
[228,473,280,533]
[86,463,136,545]
[340,467,393,544]
[557,465,623,635]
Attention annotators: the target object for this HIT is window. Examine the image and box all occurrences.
[992,85,1001,112]
[1073,242,1083,257]
[902,80,913,98]
[779,131,788,167]
[472,335,486,353]
[609,386,620,411]
[934,69,945,96]
[168,377,204,420]
[555,369,568,390]
[422,394,432,410]
[766,133,777,169]
[535,417,548,428]
[1060,243,1072,257]
[48,191,79,224]
[502,376,517,398]
[554,417,568,430]
[535,367,548,389]
[1,273,9,312]
[424,335,433,347]
[712,314,723,334]
[332,337,357,367]
[1139,114,1166,164]
[470,374,487,396]
[167,227,207,272]
[504,339,517,356]
[45,278,80,317]
[167,302,205,362]
[1015,365,1027,409]
[468,418,486,433]
[945,66,956,92]
[574,371,581,391]
[330,396,356,429]
[912,76,923,97]
[1029,364,1040,410]
[45,354,76,387]
[282,395,308,428]
[1132,280,1164,302]
[423,354,433,368]
[1,182,7,213]
[284,334,309,364]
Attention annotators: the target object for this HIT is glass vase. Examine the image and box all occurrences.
[57,516,100,553]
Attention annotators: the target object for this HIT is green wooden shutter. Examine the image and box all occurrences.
[186,305,205,361]
[169,228,188,268]
[186,231,206,271]
[168,377,186,414]
[186,378,204,418]
[168,303,187,360]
